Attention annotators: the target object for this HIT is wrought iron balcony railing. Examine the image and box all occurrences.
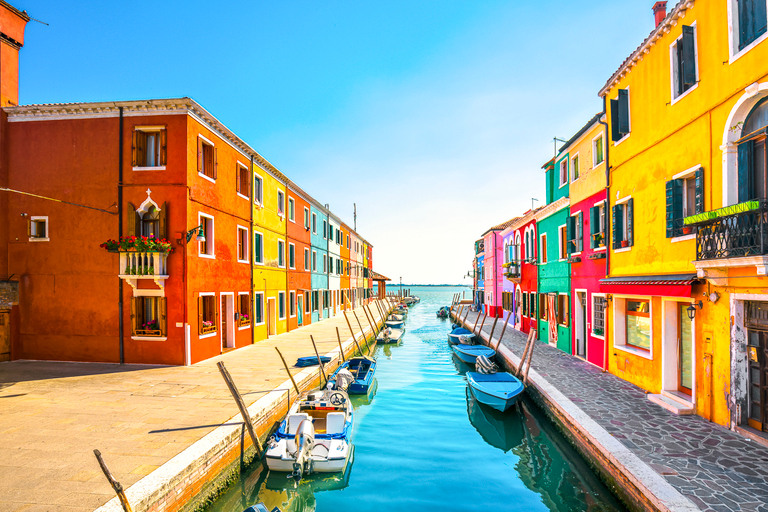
[687,201,768,261]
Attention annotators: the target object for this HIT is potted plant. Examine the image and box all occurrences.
[593,233,604,246]
[681,226,693,235]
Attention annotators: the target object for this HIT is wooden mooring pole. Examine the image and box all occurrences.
[494,313,512,352]
[309,335,328,387]
[336,327,345,362]
[216,361,262,458]
[487,316,499,345]
[275,347,301,395]
[352,310,368,347]
[94,449,133,512]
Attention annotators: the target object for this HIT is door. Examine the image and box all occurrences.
[0,310,10,362]
[221,298,229,349]
[678,303,693,395]
[297,296,304,326]
[267,298,276,336]
[747,301,768,431]
[576,293,586,358]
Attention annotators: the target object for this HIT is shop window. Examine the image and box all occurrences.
[626,300,651,351]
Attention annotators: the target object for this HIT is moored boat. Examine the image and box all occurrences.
[452,343,496,365]
[436,306,450,318]
[385,318,404,329]
[448,327,475,345]
[330,357,376,395]
[377,327,403,344]
[466,371,524,412]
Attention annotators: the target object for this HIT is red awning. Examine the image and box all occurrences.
[599,274,698,298]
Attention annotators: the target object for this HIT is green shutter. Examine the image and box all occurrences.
[610,99,621,142]
[666,179,683,238]
[626,198,634,246]
[695,167,704,214]
[590,206,600,248]
[738,141,754,202]
[612,205,623,249]
[566,216,575,255]
[681,26,696,87]
[577,213,583,252]
[618,89,630,135]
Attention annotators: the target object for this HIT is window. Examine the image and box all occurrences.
[288,197,295,221]
[252,232,264,264]
[132,296,166,336]
[312,291,319,312]
[290,291,296,317]
[132,128,167,168]
[304,207,310,229]
[239,293,251,327]
[336,229,341,244]
[254,174,263,205]
[671,25,698,101]
[29,216,48,241]
[612,199,634,249]
[289,243,295,269]
[323,220,327,239]
[312,213,317,234]
[254,293,264,324]
[134,204,164,239]
[539,294,547,321]
[593,134,605,167]
[304,248,310,271]
[736,0,767,51]
[558,225,568,260]
[199,214,214,257]
[522,293,528,317]
[559,159,568,187]
[626,299,651,350]
[558,294,570,327]
[571,154,580,182]
[567,213,583,255]
[197,136,216,180]
[347,234,350,247]
[305,291,310,313]
[278,240,285,268]
[589,202,607,248]
[610,88,630,142]
[277,191,285,216]
[666,168,703,237]
[337,258,342,275]
[199,294,217,335]
[738,99,768,202]
[540,234,548,264]
[323,254,327,273]
[312,251,317,271]
[329,256,334,274]
[278,292,285,319]
[592,295,606,337]
[237,226,249,263]
[530,292,537,319]
[237,163,250,198]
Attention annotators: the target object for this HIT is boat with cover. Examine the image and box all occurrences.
[296,355,331,367]
[377,327,403,344]
[452,343,496,365]
[392,306,408,316]
[466,355,524,412]
[265,383,354,481]
[448,327,475,345]
[385,317,404,329]
[388,314,404,321]
[329,356,376,395]
[436,306,450,318]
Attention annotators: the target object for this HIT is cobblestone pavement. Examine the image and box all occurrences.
[460,310,768,512]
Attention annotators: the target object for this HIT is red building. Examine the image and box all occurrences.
[286,184,312,330]
[514,212,540,335]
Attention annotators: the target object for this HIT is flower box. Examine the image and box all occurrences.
[135,329,163,337]
[100,235,174,254]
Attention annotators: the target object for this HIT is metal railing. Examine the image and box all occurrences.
[694,202,768,261]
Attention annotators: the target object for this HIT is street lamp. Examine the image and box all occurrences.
[686,301,703,320]
[185,224,206,243]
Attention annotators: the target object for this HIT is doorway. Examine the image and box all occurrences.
[678,303,693,395]
[267,298,276,336]
[575,291,587,359]
[298,295,304,326]
[747,301,768,431]
[221,294,235,349]
[0,310,10,362]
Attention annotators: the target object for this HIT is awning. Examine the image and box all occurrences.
[599,274,699,298]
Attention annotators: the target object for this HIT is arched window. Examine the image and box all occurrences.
[738,98,768,201]
[141,206,160,238]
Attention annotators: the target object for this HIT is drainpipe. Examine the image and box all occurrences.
[251,155,256,343]
[597,96,610,372]
[118,107,124,365]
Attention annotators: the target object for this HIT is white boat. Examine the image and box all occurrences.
[377,327,404,344]
[388,314,404,321]
[265,385,354,481]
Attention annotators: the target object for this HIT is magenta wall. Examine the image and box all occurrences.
[483,231,503,317]
[518,218,537,335]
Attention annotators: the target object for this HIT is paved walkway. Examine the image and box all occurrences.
[461,310,768,512]
[0,304,385,512]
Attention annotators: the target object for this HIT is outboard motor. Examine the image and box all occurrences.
[331,369,355,391]
[476,355,499,374]
[291,419,315,483]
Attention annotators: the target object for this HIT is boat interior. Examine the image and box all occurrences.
[288,408,346,435]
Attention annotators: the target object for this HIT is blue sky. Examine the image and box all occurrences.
[19,0,658,284]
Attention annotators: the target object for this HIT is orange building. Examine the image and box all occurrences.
[286,184,312,330]
[340,222,351,310]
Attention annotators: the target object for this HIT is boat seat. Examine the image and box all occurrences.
[325,412,346,435]
[287,413,310,435]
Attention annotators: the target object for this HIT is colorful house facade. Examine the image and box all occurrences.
[286,184,312,330]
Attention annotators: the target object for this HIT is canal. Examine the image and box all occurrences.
[206,286,626,512]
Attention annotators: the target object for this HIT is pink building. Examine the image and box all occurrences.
[482,219,517,318]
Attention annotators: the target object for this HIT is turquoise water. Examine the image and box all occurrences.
[207,286,626,512]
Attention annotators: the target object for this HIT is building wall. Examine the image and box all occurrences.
[309,205,328,321]
[340,223,351,309]
[483,230,503,317]
[286,188,311,330]
[518,218,537,335]
[537,206,571,353]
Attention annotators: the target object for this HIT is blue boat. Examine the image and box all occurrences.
[448,327,475,345]
[330,357,377,395]
[296,355,331,367]
[385,319,404,329]
[451,344,496,365]
[466,371,524,412]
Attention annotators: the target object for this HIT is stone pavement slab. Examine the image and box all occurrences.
[462,310,768,512]
[0,304,385,512]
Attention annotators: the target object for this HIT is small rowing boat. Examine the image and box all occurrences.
[467,371,524,412]
[451,344,496,365]
[377,327,403,344]
[448,327,475,345]
[330,357,376,395]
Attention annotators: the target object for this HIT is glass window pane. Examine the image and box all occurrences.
[626,300,651,350]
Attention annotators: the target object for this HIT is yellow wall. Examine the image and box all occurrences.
[568,123,607,204]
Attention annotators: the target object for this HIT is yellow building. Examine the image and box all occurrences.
[600,0,768,431]
[253,160,288,339]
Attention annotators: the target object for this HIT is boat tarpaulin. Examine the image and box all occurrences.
[599,274,698,298]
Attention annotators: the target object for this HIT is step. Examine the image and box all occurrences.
[647,393,695,415]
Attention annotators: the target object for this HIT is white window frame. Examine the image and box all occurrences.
[558,158,568,187]
[312,250,317,272]
[304,207,310,229]
[288,242,296,269]
[304,247,310,271]
[198,212,215,259]
[614,195,633,253]
[570,212,582,257]
[289,291,296,318]
[278,291,286,320]
[277,239,286,268]
[323,254,327,273]
[238,291,251,331]
[727,0,768,63]
[277,191,285,217]
[592,132,605,168]
[253,292,265,326]
[199,292,218,339]
[132,126,166,171]
[539,233,547,264]
[253,172,264,206]
[612,295,654,360]
[29,216,49,242]
[197,134,216,184]
[288,197,295,223]
[613,87,631,146]
[236,225,249,264]
[670,21,700,105]
[593,200,607,252]
[253,231,264,265]
[591,293,607,340]
[236,162,250,201]
[558,224,567,261]
[312,213,317,234]
[570,152,580,183]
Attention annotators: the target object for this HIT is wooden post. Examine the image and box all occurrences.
[516,330,535,379]
[336,327,345,362]
[487,316,499,346]
[471,310,482,332]
[93,450,133,512]
[275,347,300,395]
[462,306,470,324]
[523,336,536,385]
[365,304,378,330]
[476,312,488,336]
[309,335,328,386]
[217,361,262,457]
[494,312,512,352]
[343,310,358,345]
[352,310,368,346]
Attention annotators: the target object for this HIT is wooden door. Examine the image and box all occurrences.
[678,304,693,395]
[0,311,10,362]
[221,299,229,349]
[576,294,586,358]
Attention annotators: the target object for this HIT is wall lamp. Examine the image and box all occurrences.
[183,224,206,244]
[686,301,703,320]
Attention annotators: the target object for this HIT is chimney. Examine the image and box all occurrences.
[653,1,668,28]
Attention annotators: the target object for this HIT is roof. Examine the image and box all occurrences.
[598,0,695,97]
[0,1,29,21]
[541,157,555,171]
[555,113,603,159]
[534,196,569,222]
[481,216,521,236]
[370,271,391,282]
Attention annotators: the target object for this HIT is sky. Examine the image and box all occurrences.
[17,0,658,285]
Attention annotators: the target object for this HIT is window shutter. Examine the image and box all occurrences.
[197,138,203,173]
[739,0,751,48]
[159,202,168,240]
[627,198,634,246]
[159,129,168,166]
[695,167,704,214]
[612,205,623,248]
[676,41,685,97]
[159,297,167,336]
[126,202,136,237]
[131,131,139,167]
[198,296,204,335]
[213,147,218,179]
[566,216,575,255]
[246,166,251,199]
[590,206,599,248]
[214,295,220,332]
[136,131,146,168]
[681,26,696,87]
[738,141,754,202]
[577,214,583,252]
[757,0,768,40]
[618,89,630,135]
[610,99,621,142]
[665,180,682,238]
[130,297,138,335]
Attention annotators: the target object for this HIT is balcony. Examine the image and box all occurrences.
[686,200,768,284]
[502,261,521,279]
[119,251,169,289]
